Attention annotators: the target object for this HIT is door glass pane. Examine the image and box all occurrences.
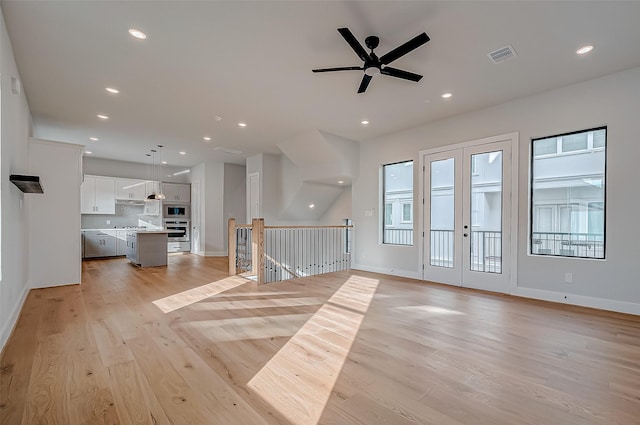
[470,151,502,273]
[430,158,454,267]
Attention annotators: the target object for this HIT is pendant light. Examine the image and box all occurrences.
[155,145,166,200]
[146,149,160,201]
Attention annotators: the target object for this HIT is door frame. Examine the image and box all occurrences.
[418,132,519,294]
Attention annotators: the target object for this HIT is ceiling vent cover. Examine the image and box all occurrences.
[488,45,517,64]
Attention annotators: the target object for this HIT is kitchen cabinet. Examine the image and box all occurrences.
[115,178,147,201]
[162,183,190,203]
[127,231,169,267]
[83,230,117,258]
[116,230,128,255]
[81,175,115,214]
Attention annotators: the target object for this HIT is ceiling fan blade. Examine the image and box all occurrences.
[379,32,430,65]
[357,74,373,93]
[380,66,423,82]
[337,27,371,62]
[312,66,363,73]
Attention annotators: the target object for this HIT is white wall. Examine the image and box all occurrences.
[188,161,226,256]
[223,163,246,247]
[0,7,33,350]
[28,138,82,288]
[353,66,640,314]
[319,186,352,225]
[189,162,205,254]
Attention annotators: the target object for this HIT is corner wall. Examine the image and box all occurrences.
[0,7,33,350]
[353,66,640,314]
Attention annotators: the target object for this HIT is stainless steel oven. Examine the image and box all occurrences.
[164,219,190,242]
[164,204,190,219]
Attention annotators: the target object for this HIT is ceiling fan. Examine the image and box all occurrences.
[313,27,430,93]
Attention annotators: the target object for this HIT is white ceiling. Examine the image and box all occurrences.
[3,1,640,168]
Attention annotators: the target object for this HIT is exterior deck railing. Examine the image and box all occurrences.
[383,228,413,245]
[429,229,502,273]
[228,218,353,284]
[531,231,604,259]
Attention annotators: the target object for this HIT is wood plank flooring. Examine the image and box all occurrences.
[1,254,639,424]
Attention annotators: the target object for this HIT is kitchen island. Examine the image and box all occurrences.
[126,230,170,267]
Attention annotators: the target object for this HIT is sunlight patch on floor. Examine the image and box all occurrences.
[247,275,379,425]
[152,276,249,313]
[396,305,465,315]
[176,313,313,342]
[185,297,325,311]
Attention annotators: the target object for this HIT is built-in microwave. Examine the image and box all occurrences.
[164,204,190,218]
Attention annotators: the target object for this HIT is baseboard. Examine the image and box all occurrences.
[0,282,30,353]
[351,263,421,280]
[350,264,639,316]
[203,251,227,257]
[512,286,640,316]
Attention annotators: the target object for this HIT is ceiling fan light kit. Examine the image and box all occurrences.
[313,27,430,93]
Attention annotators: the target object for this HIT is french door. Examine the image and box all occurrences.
[423,138,513,293]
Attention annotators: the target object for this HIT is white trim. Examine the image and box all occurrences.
[419,132,520,156]
[204,251,227,257]
[351,263,421,280]
[0,284,30,351]
[512,286,640,316]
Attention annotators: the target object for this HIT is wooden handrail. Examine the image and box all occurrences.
[264,225,353,229]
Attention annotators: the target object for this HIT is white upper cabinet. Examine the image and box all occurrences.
[115,178,147,201]
[81,175,115,214]
[162,183,190,203]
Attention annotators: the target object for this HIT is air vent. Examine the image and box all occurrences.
[213,146,242,155]
[488,45,517,64]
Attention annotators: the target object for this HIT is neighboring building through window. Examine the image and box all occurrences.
[383,161,413,245]
[530,127,606,258]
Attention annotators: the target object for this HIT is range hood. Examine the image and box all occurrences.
[10,174,44,193]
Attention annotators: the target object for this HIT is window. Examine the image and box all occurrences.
[561,132,588,153]
[385,203,393,226]
[530,127,606,259]
[383,161,413,245]
[401,202,412,223]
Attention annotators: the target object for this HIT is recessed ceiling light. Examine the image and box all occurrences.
[238,122,247,127]
[309,204,315,209]
[441,93,453,99]
[128,28,147,40]
[361,120,369,125]
[576,45,594,55]
[85,151,92,155]
[161,161,167,165]
[179,151,186,155]
[105,87,119,94]
[203,136,211,141]
[338,180,344,184]
[97,114,109,120]
[89,137,99,141]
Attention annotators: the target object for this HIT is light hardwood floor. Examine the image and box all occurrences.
[2,254,639,424]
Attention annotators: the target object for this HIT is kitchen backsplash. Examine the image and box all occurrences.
[81,204,162,229]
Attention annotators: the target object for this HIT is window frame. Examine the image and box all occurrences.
[529,126,607,259]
